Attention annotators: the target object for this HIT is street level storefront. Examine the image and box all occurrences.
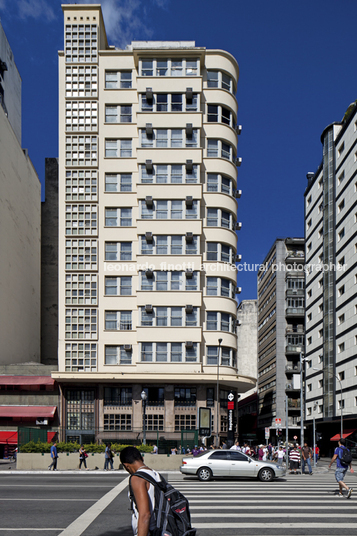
[56,381,238,447]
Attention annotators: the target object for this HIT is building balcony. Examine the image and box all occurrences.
[286,307,305,318]
[287,398,301,410]
[288,416,299,426]
[286,325,304,334]
[285,251,305,264]
[285,365,301,374]
[286,289,304,297]
[285,383,300,393]
[286,344,304,354]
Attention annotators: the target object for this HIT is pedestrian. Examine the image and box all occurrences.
[79,445,88,470]
[221,441,227,449]
[313,444,320,464]
[152,444,158,454]
[230,440,241,451]
[301,442,313,474]
[289,444,300,474]
[120,446,163,536]
[48,441,58,471]
[328,438,354,498]
[104,443,114,471]
[171,447,177,455]
[277,446,285,465]
[268,443,273,460]
[258,445,264,460]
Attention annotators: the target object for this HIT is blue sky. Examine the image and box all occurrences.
[1,0,357,301]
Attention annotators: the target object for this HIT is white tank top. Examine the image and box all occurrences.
[131,468,161,535]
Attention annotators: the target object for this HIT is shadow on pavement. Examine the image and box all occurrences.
[98,529,132,536]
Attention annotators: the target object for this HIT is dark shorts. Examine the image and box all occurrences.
[290,461,299,470]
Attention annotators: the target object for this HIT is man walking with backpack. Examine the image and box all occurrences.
[120,446,195,536]
[329,438,354,498]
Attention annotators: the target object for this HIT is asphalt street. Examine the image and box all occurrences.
[0,460,356,536]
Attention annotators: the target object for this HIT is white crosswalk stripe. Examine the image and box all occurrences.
[168,473,356,535]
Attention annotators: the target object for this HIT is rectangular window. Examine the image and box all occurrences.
[207,277,218,296]
[105,208,132,227]
[208,105,218,122]
[105,71,132,89]
[207,208,218,226]
[156,342,168,362]
[207,70,219,88]
[104,276,132,296]
[171,342,182,362]
[207,139,218,157]
[105,311,132,330]
[105,173,132,192]
[171,307,183,327]
[105,139,132,157]
[105,346,131,365]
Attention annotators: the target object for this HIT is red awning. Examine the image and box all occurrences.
[0,431,18,445]
[0,406,57,418]
[330,429,356,441]
[0,376,55,386]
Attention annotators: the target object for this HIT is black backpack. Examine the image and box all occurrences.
[339,446,353,466]
[129,470,196,536]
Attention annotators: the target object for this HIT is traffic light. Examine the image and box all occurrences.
[316,433,322,441]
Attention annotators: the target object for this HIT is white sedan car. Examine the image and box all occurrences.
[180,450,286,482]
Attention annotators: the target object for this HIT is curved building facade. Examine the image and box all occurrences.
[55,4,254,446]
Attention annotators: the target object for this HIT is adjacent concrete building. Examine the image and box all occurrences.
[0,22,41,366]
[53,4,255,446]
[257,238,305,443]
[0,23,58,453]
[304,102,357,449]
[236,300,258,442]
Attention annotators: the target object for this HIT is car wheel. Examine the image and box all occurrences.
[258,467,274,482]
[197,467,212,481]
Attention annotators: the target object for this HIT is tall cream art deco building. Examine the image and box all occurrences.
[54,4,255,446]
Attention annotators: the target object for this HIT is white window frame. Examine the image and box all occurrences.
[139,235,199,255]
[105,242,132,261]
[105,345,131,365]
[140,164,198,184]
[207,104,233,127]
[206,70,233,92]
[105,70,132,89]
[206,173,232,195]
[140,271,198,291]
[139,58,199,77]
[105,139,132,158]
[105,173,132,192]
[140,93,199,112]
[105,208,132,227]
[104,276,132,296]
[207,139,233,160]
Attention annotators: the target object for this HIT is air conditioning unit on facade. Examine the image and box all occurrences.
[124,344,132,352]
[233,189,242,198]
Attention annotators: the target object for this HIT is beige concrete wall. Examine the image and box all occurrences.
[0,108,41,365]
[17,453,187,471]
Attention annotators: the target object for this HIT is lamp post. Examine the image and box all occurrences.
[312,401,318,468]
[299,351,305,448]
[313,367,343,439]
[141,390,147,445]
[216,338,222,448]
